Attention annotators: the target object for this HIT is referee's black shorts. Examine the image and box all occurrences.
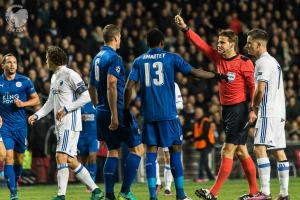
[222,102,249,145]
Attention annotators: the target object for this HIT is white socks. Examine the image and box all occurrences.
[74,164,98,191]
[257,157,271,195]
[57,163,69,196]
[156,160,161,185]
[164,164,173,191]
[277,161,289,197]
[156,160,173,191]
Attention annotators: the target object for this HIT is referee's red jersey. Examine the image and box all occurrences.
[186,29,255,106]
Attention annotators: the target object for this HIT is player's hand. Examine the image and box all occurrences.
[175,14,188,30]
[28,114,38,125]
[15,98,24,107]
[0,115,2,128]
[109,115,119,131]
[56,107,67,122]
[123,109,132,127]
[249,110,257,124]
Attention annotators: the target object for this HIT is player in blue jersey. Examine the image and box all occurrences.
[77,101,98,185]
[89,24,144,200]
[124,28,227,200]
[0,53,40,200]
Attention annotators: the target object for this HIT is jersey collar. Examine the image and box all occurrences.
[258,52,269,59]
[55,65,67,73]
[1,73,19,81]
[102,45,115,52]
[148,48,163,53]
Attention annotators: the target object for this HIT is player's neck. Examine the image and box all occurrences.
[105,43,117,51]
[4,72,16,80]
[223,50,237,59]
[256,49,268,59]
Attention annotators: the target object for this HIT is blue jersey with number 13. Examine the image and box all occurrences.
[128,48,192,122]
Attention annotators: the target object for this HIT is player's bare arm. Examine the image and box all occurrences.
[253,81,266,115]
[190,68,228,81]
[88,85,98,106]
[107,74,118,131]
[14,93,40,108]
[124,79,136,110]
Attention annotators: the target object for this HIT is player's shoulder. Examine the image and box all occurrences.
[16,74,32,82]
[239,54,251,61]
[64,67,81,79]
[256,54,276,67]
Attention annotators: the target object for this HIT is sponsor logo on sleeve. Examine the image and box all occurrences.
[115,66,121,73]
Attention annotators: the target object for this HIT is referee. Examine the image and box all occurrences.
[175,15,259,200]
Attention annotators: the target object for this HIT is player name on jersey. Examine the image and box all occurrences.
[143,53,166,59]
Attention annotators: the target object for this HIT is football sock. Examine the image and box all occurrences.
[277,161,289,197]
[210,157,233,196]
[73,163,98,191]
[88,162,97,182]
[164,164,173,191]
[156,160,161,185]
[4,164,17,195]
[103,157,118,193]
[57,163,69,196]
[13,164,23,185]
[240,156,258,195]
[146,152,157,198]
[257,157,271,195]
[121,153,141,194]
[170,152,185,199]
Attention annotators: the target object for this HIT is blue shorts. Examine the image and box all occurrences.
[78,129,99,156]
[96,110,142,151]
[0,128,27,153]
[143,118,182,148]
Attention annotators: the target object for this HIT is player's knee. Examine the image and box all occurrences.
[4,153,13,164]
[56,153,68,164]
[130,144,144,156]
[235,146,249,159]
[0,151,6,161]
[146,145,157,153]
[169,145,182,153]
[221,146,235,158]
[88,154,97,163]
[107,149,120,157]
[15,156,24,165]
[253,146,266,157]
[272,150,287,161]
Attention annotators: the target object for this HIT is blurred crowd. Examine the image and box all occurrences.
[0,0,300,147]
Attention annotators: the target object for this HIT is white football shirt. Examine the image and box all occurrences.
[175,82,183,110]
[35,65,90,132]
[254,52,286,119]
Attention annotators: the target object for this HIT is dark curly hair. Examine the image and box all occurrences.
[46,46,68,66]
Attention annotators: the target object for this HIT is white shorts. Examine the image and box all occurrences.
[254,117,286,150]
[56,129,80,157]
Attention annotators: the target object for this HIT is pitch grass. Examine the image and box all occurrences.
[1,178,299,200]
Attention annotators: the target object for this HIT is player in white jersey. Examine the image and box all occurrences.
[156,82,183,196]
[28,46,104,200]
[246,29,289,200]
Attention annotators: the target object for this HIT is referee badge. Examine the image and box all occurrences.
[16,81,22,87]
[227,72,236,82]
